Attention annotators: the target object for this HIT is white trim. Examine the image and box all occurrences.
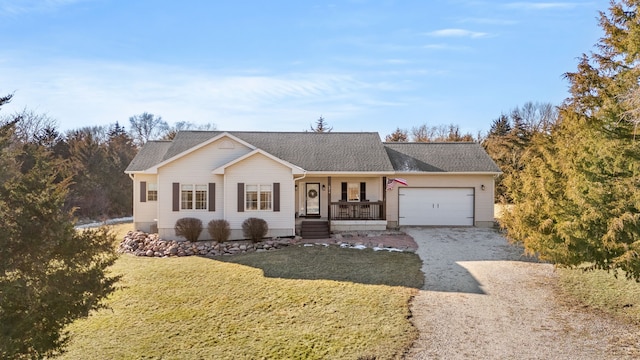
[393,171,501,176]
[212,149,305,175]
[244,184,273,211]
[305,171,396,176]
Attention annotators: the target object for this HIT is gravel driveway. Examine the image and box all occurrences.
[404,227,639,360]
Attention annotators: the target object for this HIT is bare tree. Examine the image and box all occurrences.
[128,112,168,147]
[411,124,434,142]
[1,108,57,144]
[163,121,217,140]
[511,102,558,135]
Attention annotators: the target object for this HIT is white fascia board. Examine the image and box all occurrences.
[392,171,502,176]
[212,149,306,175]
[124,169,158,175]
[304,171,396,176]
[148,132,257,173]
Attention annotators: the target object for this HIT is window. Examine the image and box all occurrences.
[147,183,158,201]
[347,182,360,202]
[246,184,272,211]
[181,184,207,210]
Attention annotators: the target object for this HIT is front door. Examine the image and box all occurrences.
[305,183,321,216]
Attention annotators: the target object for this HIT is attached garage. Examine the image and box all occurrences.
[398,187,474,226]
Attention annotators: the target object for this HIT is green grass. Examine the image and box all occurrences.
[61,226,423,359]
[220,245,424,288]
[558,267,640,324]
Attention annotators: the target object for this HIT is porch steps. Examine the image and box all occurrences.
[300,221,330,240]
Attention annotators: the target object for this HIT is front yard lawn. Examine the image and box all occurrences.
[61,228,422,359]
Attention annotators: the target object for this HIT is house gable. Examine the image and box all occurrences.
[212,149,305,175]
[127,132,256,174]
[222,152,296,238]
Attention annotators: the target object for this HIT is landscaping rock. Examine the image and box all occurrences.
[119,230,415,258]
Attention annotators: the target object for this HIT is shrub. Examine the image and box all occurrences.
[208,219,231,243]
[175,217,203,242]
[242,217,268,243]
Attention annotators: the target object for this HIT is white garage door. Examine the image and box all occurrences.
[399,188,474,226]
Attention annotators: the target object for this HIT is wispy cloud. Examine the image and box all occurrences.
[0,0,84,15]
[1,58,405,131]
[504,2,582,10]
[458,17,518,26]
[423,44,472,51]
[425,28,489,39]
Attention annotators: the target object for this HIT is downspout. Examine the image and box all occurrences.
[327,176,332,230]
[293,171,307,218]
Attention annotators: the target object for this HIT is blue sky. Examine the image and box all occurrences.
[1,0,606,138]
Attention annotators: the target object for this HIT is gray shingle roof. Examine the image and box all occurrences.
[126,131,395,172]
[232,132,394,172]
[125,132,500,173]
[125,141,172,172]
[384,142,501,173]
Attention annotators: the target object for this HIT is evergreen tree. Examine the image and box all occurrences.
[310,116,332,132]
[488,115,512,137]
[105,123,137,216]
[0,99,119,358]
[501,0,640,280]
[385,127,408,142]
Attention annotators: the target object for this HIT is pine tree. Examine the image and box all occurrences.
[501,0,640,280]
[310,116,332,132]
[0,99,120,358]
[385,127,408,142]
[488,115,512,137]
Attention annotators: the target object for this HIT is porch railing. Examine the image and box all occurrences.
[330,201,385,220]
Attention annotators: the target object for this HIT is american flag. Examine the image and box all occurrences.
[393,178,408,186]
[386,178,408,190]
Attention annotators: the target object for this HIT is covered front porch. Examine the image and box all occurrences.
[294,175,388,236]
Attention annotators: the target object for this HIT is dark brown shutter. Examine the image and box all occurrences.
[273,182,280,212]
[237,183,244,212]
[172,182,179,211]
[209,183,215,212]
[360,182,366,201]
[341,182,347,201]
[140,181,147,203]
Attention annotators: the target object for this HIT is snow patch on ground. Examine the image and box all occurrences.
[75,217,133,229]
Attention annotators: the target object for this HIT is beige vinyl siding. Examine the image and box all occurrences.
[327,177,383,203]
[156,137,252,240]
[386,174,495,227]
[294,177,384,218]
[224,153,295,239]
[133,173,159,232]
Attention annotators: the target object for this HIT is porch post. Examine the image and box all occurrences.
[382,176,387,220]
[327,176,332,227]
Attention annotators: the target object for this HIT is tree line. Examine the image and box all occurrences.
[0,109,215,220]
